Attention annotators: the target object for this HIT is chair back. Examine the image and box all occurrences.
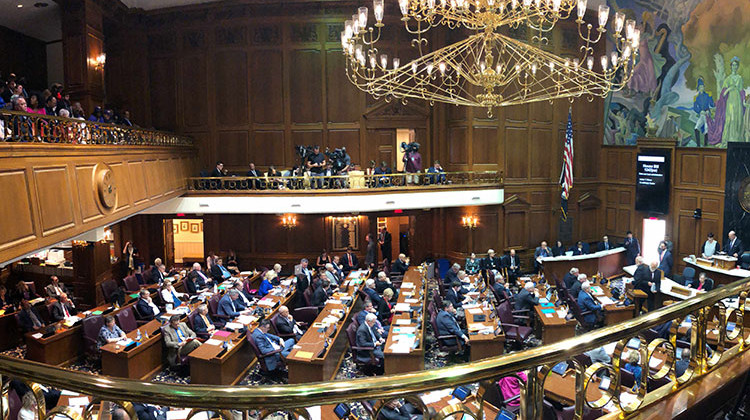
[433,293,443,310]
[246,333,271,373]
[573,353,591,368]
[382,259,390,276]
[345,322,358,348]
[207,295,221,316]
[187,310,198,330]
[619,368,635,388]
[496,301,515,325]
[566,295,591,328]
[116,307,138,332]
[303,287,313,306]
[478,381,505,409]
[82,315,104,356]
[436,258,451,279]
[741,253,750,269]
[45,303,56,323]
[101,279,119,303]
[24,281,36,295]
[293,306,319,326]
[143,267,153,283]
[682,267,695,285]
[123,275,140,292]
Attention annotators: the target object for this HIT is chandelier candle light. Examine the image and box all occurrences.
[341,0,639,115]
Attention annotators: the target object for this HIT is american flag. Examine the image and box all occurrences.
[559,107,574,221]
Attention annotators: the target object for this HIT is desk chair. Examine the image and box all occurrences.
[247,332,286,382]
[345,322,381,376]
[160,326,191,372]
[479,377,523,415]
[24,281,37,295]
[123,275,140,294]
[82,315,104,361]
[270,314,296,341]
[207,295,230,327]
[496,301,532,348]
[293,306,319,326]
[566,297,597,332]
[741,253,750,270]
[101,279,119,304]
[116,306,142,331]
[429,311,463,356]
[302,288,313,307]
[681,267,695,287]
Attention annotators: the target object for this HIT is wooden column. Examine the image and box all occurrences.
[72,241,113,307]
[60,0,105,114]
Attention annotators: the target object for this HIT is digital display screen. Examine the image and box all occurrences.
[636,151,670,214]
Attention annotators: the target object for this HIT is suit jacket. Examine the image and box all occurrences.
[364,287,382,305]
[570,246,585,256]
[444,287,465,309]
[365,239,378,266]
[355,322,382,361]
[577,291,601,325]
[623,237,640,265]
[514,289,539,312]
[17,307,44,332]
[324,270,340,285]
[44,283,69,299]
[163,322,197,364]
[503,255,520,272]
[380,405,414,420]
[391,259,409,275]
[563,273,577,290]
[657,250,673,276]
[597,241,614,252]
[534,247,551,259]
[692,278,714,291]
[252,329,285,370]
[136,299,159,321]
[492,283,510,300]
[294,265,313,283]
[636,268,662,295]
[444,270,460,285]
[568,281,582,302]
[481,256,501,273]
[210,265,224,283]
[209,168,224,177]
[188,270,210,289]
[185,278,200,295]
[192,313,215,335]
[218,294,245,318]
[435,310,464,346]
[275,315,302,341]
[150,269,165,285]
[342,252,359,272]
[633,264,652,294]
[311,286,329,308]
[375,279,392,294]
[50,301,78,321]
[724,238,744,257]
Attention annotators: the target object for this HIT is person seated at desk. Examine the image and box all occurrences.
[356,300,389,336]
[45,276,70,300]
[391,254,410,276]
[163,315,201,367]
[465,253,481,275]
[191,304,216,337]
[444,263,461,285]
[50,293,78,322]
[0,285,11,309]
[355,313,385,365]
[17,299,45,333]
[577,281,602,327]
[563,268,580,290]
[275,305,305,342]
[331,256,345,279]
[14,281,38,303]
[380,399,423,420]
[445,281,468,309]
[363,278,382,305]
[160,279,184,308]
[378,288,395,325]
[492,273,511,300]
[9,379,60,412]
[481,249,502,281]
[311,278,333,309]
[623,350,643,391]
[252,319,295,371]
[136,290,162,321]
[690,272,714,291]
[185,273,205,295]
[150,264,167,285]
[324,263,341,286]
[584,346,611,364]
[551,240,565,257]
[657,241,673,277]
[212,258,232,282]
[218,289,249,318]
[598,235,614,251]
[724,230,744,258]
[435,302,469,348]
[534,241,551,273]
[98,315,126,348]
[258,270,275,297]
[676,348,690,377]
[226,252,240,275]
[514,282,540,312]
[701,232,721,259]
[503,249,521,281]
[341,246,359,273]
[570,241,586,256]
[188,263,212,291]
[375,271,393,294]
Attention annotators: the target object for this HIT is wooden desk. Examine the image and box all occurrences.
[286,287,358,384]
[467,304,505,361]
[682,257,750,286]
[542,248,625,283]
[534,303,576,344]
[384,267,426,375]
[543,370,606,406]
[587,284,634,326]
[100,320,163,380]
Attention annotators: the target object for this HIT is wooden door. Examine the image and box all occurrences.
[163,218,175,267]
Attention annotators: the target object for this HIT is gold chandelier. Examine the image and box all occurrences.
[341,0,640,114]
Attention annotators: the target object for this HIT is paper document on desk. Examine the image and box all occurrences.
[305,406,322,420]
[68,397,90,407]
[224,322,244,331]
[394,303,411,312]
[556,309,568,318]
[116,338,134,346]
[598,296,614,306]
[294,351,315,360]
[405,298,419,304]
[468,323,485,331]
[395,319,412,325]
[205,339,223,346]
[648,357,662,368]
[401,282,415,288]
[539,298,549,304]
[60,390,79,396]
[619,392,637,406]
[421,389,452,404]
[463,303,480,309]
[466,308,483,315]
[29,297,45,305]
[258,298,275,307]
[388,342,412,353]
[603,343,617,355]
[393,326,417,334]
[590,286,604,296]
[31,333,43,339]
[325,299,341,305]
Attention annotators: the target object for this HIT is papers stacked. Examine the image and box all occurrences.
[236,315,257,325]
[590,286,604,296]
[68,397,90,407]
[598,296,615,306]
[394,303,411,312]
[388,334,416,353]
[205,339,223,346]
[395,319,413,325]
[648,357,662,369]
[257,298,276,307]
[392,326,417,334]
[224,322,244,331]
[405,298,419,304]
[420,389,453,404]
[116,338,134,347]
[401,282,415,288]
[466,308,484,315]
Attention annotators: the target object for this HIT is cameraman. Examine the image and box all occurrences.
[306,145,326,188]
[402,139,422,185]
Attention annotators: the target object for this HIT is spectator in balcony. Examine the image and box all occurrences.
[245,162,262,189]
[426,160,446,184]
[103,109,114,124]
[88,106,104,122]
[210,161,225,177]
[267,165,282,189]
[375,161,392,187]
[71,102,85,119]
[58,109,70,118]
[119,110,133,126]
[57,91,72,115]
[11,96,27,112]
[27,93,45,115]
[403,140,422,186]
[44,96,57,116]
[306,145,326,188]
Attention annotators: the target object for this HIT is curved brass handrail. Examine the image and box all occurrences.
[0,109,193,146]
[1,275,748,413]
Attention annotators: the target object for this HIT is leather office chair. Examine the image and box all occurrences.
[101,279,119,304]
[161,326,191,369]
[293,306,319,326]
[142,267,153,284]
[123,275,140,293]
[566,297,596,332]
[496,301,532,347]
[247,331,286,381]
[207,295,230,327]
[82,315,104,360]
[116,307,141,331]
[479,380,522,415]
[429,311,463,355]
[741,253,750,270]
[24,281,37,295]
[303,288,314,307]
[270,314,296,341]
[681,267,695,287]
[345,322,380,375]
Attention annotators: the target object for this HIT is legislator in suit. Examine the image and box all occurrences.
[481,251,502,281]
[514,287,539,312]
[533,243,551,273]
[444,283,467,309]
[379,228,393,263]
[44,277,69,300]
[136,295,161,321]
[275,310,305,342]
[657,243,673,277]
[355,316,385,363]
[218,291,246,318]
[252,320,295,371]
[188,268,211,290]
[503,251,521,281]
[724,231,744,258]
[163,317,201,367]
[634,263,661,312]
[192,307,215,336]
[391,255,409,275]
[562,271,578,290]
[17,301,45,332]
[577,289,601,327]
[342,249,359,273]
[597,236,614,252]
[435,307,467,347]
[50,298,78,322]
[623,233,640,266]
[311,281,331,308]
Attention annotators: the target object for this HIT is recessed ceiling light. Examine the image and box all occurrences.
[17,4,23,8]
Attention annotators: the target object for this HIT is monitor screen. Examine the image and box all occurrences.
[635,151,671,214]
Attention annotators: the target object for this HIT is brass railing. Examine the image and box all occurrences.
[0,109,193,146]
[187,171,502,191]
[1,276,750,420]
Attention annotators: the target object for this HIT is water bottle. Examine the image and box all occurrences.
[213,283,218,294]
[144,330,149,339]
[136,329,142,342]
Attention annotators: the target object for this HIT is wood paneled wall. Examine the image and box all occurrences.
[0,144,198,264]
[0,25,48,91]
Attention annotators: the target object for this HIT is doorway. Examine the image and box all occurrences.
[377,216,410,263]
[172,219,204,264]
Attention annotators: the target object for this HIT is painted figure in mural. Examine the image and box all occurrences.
[708,56,746,145]
[744,94,750,142]
[692,77,714,147]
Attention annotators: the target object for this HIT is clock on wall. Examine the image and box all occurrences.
[93,163,117,211]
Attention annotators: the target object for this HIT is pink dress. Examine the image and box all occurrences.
[498,371,528,407]
[26,108,46,115]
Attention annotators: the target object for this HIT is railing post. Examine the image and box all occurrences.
[520,368,543,420]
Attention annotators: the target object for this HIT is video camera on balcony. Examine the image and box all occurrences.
[325,147,348,174]
[401,141,420,154]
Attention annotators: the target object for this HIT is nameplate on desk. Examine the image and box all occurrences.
[295,350,315,360]
[670,286,692,297]
[401,282,415,288]
[395,319,412,325]
[31,333,43,339]
[257,298,276,307]
[404,298,419,304]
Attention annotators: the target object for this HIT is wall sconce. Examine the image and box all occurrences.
[461,216,478,229]
[88,54,106,70]
[281,214,298,229]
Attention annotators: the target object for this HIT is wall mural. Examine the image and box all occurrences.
[603,0,750,147]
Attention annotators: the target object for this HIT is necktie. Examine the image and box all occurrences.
[349,254,353,266]
[230,299,236,313]
[202,315,210,328]
[660,251,664,262]
[369,326,378,344]
[55,286,62,296]
[63,304,70,318]
[30,310,41,328]
[176,327,184,342]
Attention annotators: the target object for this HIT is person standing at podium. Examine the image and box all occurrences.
[657,241,673,277]
[623,231,640,266]
[701,233,720,259]
[724,230,744,258]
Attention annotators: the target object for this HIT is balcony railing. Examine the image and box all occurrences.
[0,109,193,146]
[187,171,503,192]
[1,275,749,420]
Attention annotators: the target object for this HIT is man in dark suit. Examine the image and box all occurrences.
[563,268,579,290]
[623,231,640,266]
[492,274,511,301]
[577,281,601,327]
[218,289,246,318]
[570,241,586,256]
[356,300,389,336]
[136,290,161,321]
[533,241,551,274]
[568,274,585,303]
[481,249,502,281]
[192,304,216,336]
[365,234,378,268]
[50,293,78,322]
[435,302,468,348]
[444,263,461,285]
[275,305,305,342]
[445,281,467,309]
[634,260,661,312]
[363,278,382,305]
[675,348,690,377]
[514,282,539,312]
[724,230,744,258]
[251,319,295,371]
[503,249,521,281]
[17,299,45,332]
[150,264,166,285]
[341,247,359,273]
[657,241,673,277]
[246,162,263,189]
[597,235,614,252]
[391,254,409,275]
[379,227,393,264]
[209,161,225,177]
[374,272,393,294]
[45,276,70,300]
[188,263,211,290]
[311,278,332,308]
[380,400,423,420]
[355,313,385,364]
